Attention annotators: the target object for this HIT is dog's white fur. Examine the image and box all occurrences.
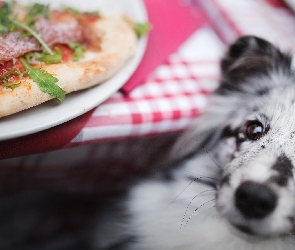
[96,36,295,250]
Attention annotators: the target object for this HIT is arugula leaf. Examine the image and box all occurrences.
[0,1,13,34]
[13,20,54,55]
[20,58,65,102]
[27,3,50,26]
[3,81,21,89]
[63,6,100,16]
[0,69,24,89]
[25,51,44,62]
[63,6,81,15]
[68,42,86,62]
[38,47,62,64]
[134,22,151,38]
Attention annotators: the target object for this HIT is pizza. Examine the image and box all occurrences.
[0,1,148,118]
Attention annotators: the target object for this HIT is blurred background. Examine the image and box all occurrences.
[1,0,295,249]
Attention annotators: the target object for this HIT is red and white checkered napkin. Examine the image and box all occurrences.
[197,0,295,51]
[70,27,224,145]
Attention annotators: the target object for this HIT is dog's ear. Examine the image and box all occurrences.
[220,36,292,94]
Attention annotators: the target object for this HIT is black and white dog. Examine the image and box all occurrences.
[97,36,295,250]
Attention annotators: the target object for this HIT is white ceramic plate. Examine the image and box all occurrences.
[0,0,148,141]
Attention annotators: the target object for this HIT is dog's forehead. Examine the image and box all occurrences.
[258,87,295,127]
[231,86,295,129]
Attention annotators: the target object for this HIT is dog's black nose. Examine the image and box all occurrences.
[235,181,277,219]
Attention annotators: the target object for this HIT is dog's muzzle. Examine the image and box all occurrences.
[217,170,295,238]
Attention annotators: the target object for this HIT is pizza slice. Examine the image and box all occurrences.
[0,1,148,118]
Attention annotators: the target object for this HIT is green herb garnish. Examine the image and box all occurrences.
[134,22,151,38]
[68,42,86,62]
[0,69,24,89]
[13,20,54,55]
[63,6,81,15]
[25,51,44,63]
[0,1,13,34]
[20,58,65,102]
[27,3,50,26]
[38,47,62,64]
[88,11,100,16]
[63,6,100,16]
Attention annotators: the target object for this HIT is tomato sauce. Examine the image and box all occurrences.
[53,44,74,62]
[0,60,25,78]
[0,44,74,87]
[0,59,26,87]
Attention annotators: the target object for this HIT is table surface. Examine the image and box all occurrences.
[1,0,295,160]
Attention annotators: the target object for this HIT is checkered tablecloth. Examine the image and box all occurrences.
[1,0,295,163]
[71,28,222,144]
[69,0,295,145]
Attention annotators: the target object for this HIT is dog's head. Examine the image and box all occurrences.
[173,36,295,239]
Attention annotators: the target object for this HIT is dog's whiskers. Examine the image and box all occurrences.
[170,174,217,206]
[202,147,222,171]
[169,180,194,206]
[180,191,215,230]
[186,176,217,188]
[172,195,213,202]
[179,169,219,181]
[181,198,216,230]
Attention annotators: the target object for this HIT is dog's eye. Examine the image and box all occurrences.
[245,121,264,140]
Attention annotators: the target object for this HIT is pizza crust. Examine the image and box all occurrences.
[0,14,137,118]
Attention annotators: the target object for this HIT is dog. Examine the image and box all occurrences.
[95,36,295,250]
